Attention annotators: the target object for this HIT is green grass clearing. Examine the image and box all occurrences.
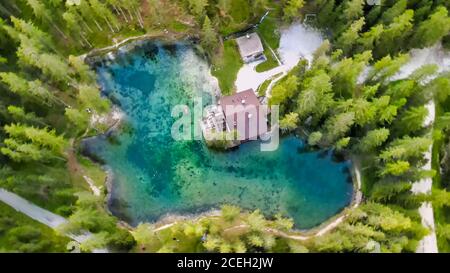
[255,13,282,73]
[257,14,281,49]
[255,50,280,72]
[257,72,284,96]
[212,40,243,95]
[257,79,272,97]
[77,155,107,189]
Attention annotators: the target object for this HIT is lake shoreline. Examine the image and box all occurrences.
[80,36,360,238]
[83,118,360,236]
[80,29,197,60]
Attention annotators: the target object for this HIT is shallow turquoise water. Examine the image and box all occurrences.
[83,42,353,229]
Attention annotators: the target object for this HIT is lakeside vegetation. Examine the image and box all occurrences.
[211,39,242,95]
[271,0,450,252]
[432,74,450,252]
[0,0,449,253]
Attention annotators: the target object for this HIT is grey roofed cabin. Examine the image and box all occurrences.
[235,33,265,63]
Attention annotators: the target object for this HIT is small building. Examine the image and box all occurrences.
[235,33,265,63]
[202,89,268,148]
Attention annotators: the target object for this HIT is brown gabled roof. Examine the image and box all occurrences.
[219,89,267,141]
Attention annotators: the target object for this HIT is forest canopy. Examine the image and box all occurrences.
[0,0,449,253]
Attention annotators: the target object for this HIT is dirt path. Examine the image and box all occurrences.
[66,139,101,196]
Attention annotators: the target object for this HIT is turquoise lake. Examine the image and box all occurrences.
[83,42,353,229]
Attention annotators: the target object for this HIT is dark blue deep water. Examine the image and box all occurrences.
[83,42,353,229]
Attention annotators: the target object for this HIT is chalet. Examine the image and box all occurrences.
[202,89,268,148]
[235,33,265,63]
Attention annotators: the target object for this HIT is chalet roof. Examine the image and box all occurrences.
[219,89,267,141]
[235,33,264,58]
[219,89,261,112]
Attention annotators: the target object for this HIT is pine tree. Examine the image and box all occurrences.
[367,54,410,84]
[200,16,218,54]
[69,55,95,83]
[330,51,372,97]
[7,106,45,126]
[308,131,323,146]
[381,0,407,24]
[280,112,299,132]
[335,137,350,151]
[365,4,382,26]
[409,64,439,83]
[384,80,416,101]
[1,124,67,162]
[379,136,432,162]
[0,72,29,96]
[274,214,294,231]
[38,53,71,82]
[232,240,247,253]
[317,0,336,27]
[335,17,365,55]
[26,0,51,21]
[271,75,299,106]
[78,84,110,114]
[63,11,83,36]
[351,98,377,126]
[296,71,333,121]
[342,0,365,22]
[429,76,450,103]
[217,0,233,17]
[65,108,89,133]
[313,40,331,61]
[187,0,208,16]
[88,0,120,33]
[252,0,269,14]
[394,106,428,135]
[0,72,56,105]
[363,203,412,233]
[357,128,390,152]
[323,112,355,144]
[358,24,384,52]
[221,205,240,222]
[282,0,305,22]
[10,17,53,50]
[370,181,411,202]
[380,161,410,177]
[431,189,450,209]
[375,10,414,58]
[410,7,450,49]
[245,210,266,232]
